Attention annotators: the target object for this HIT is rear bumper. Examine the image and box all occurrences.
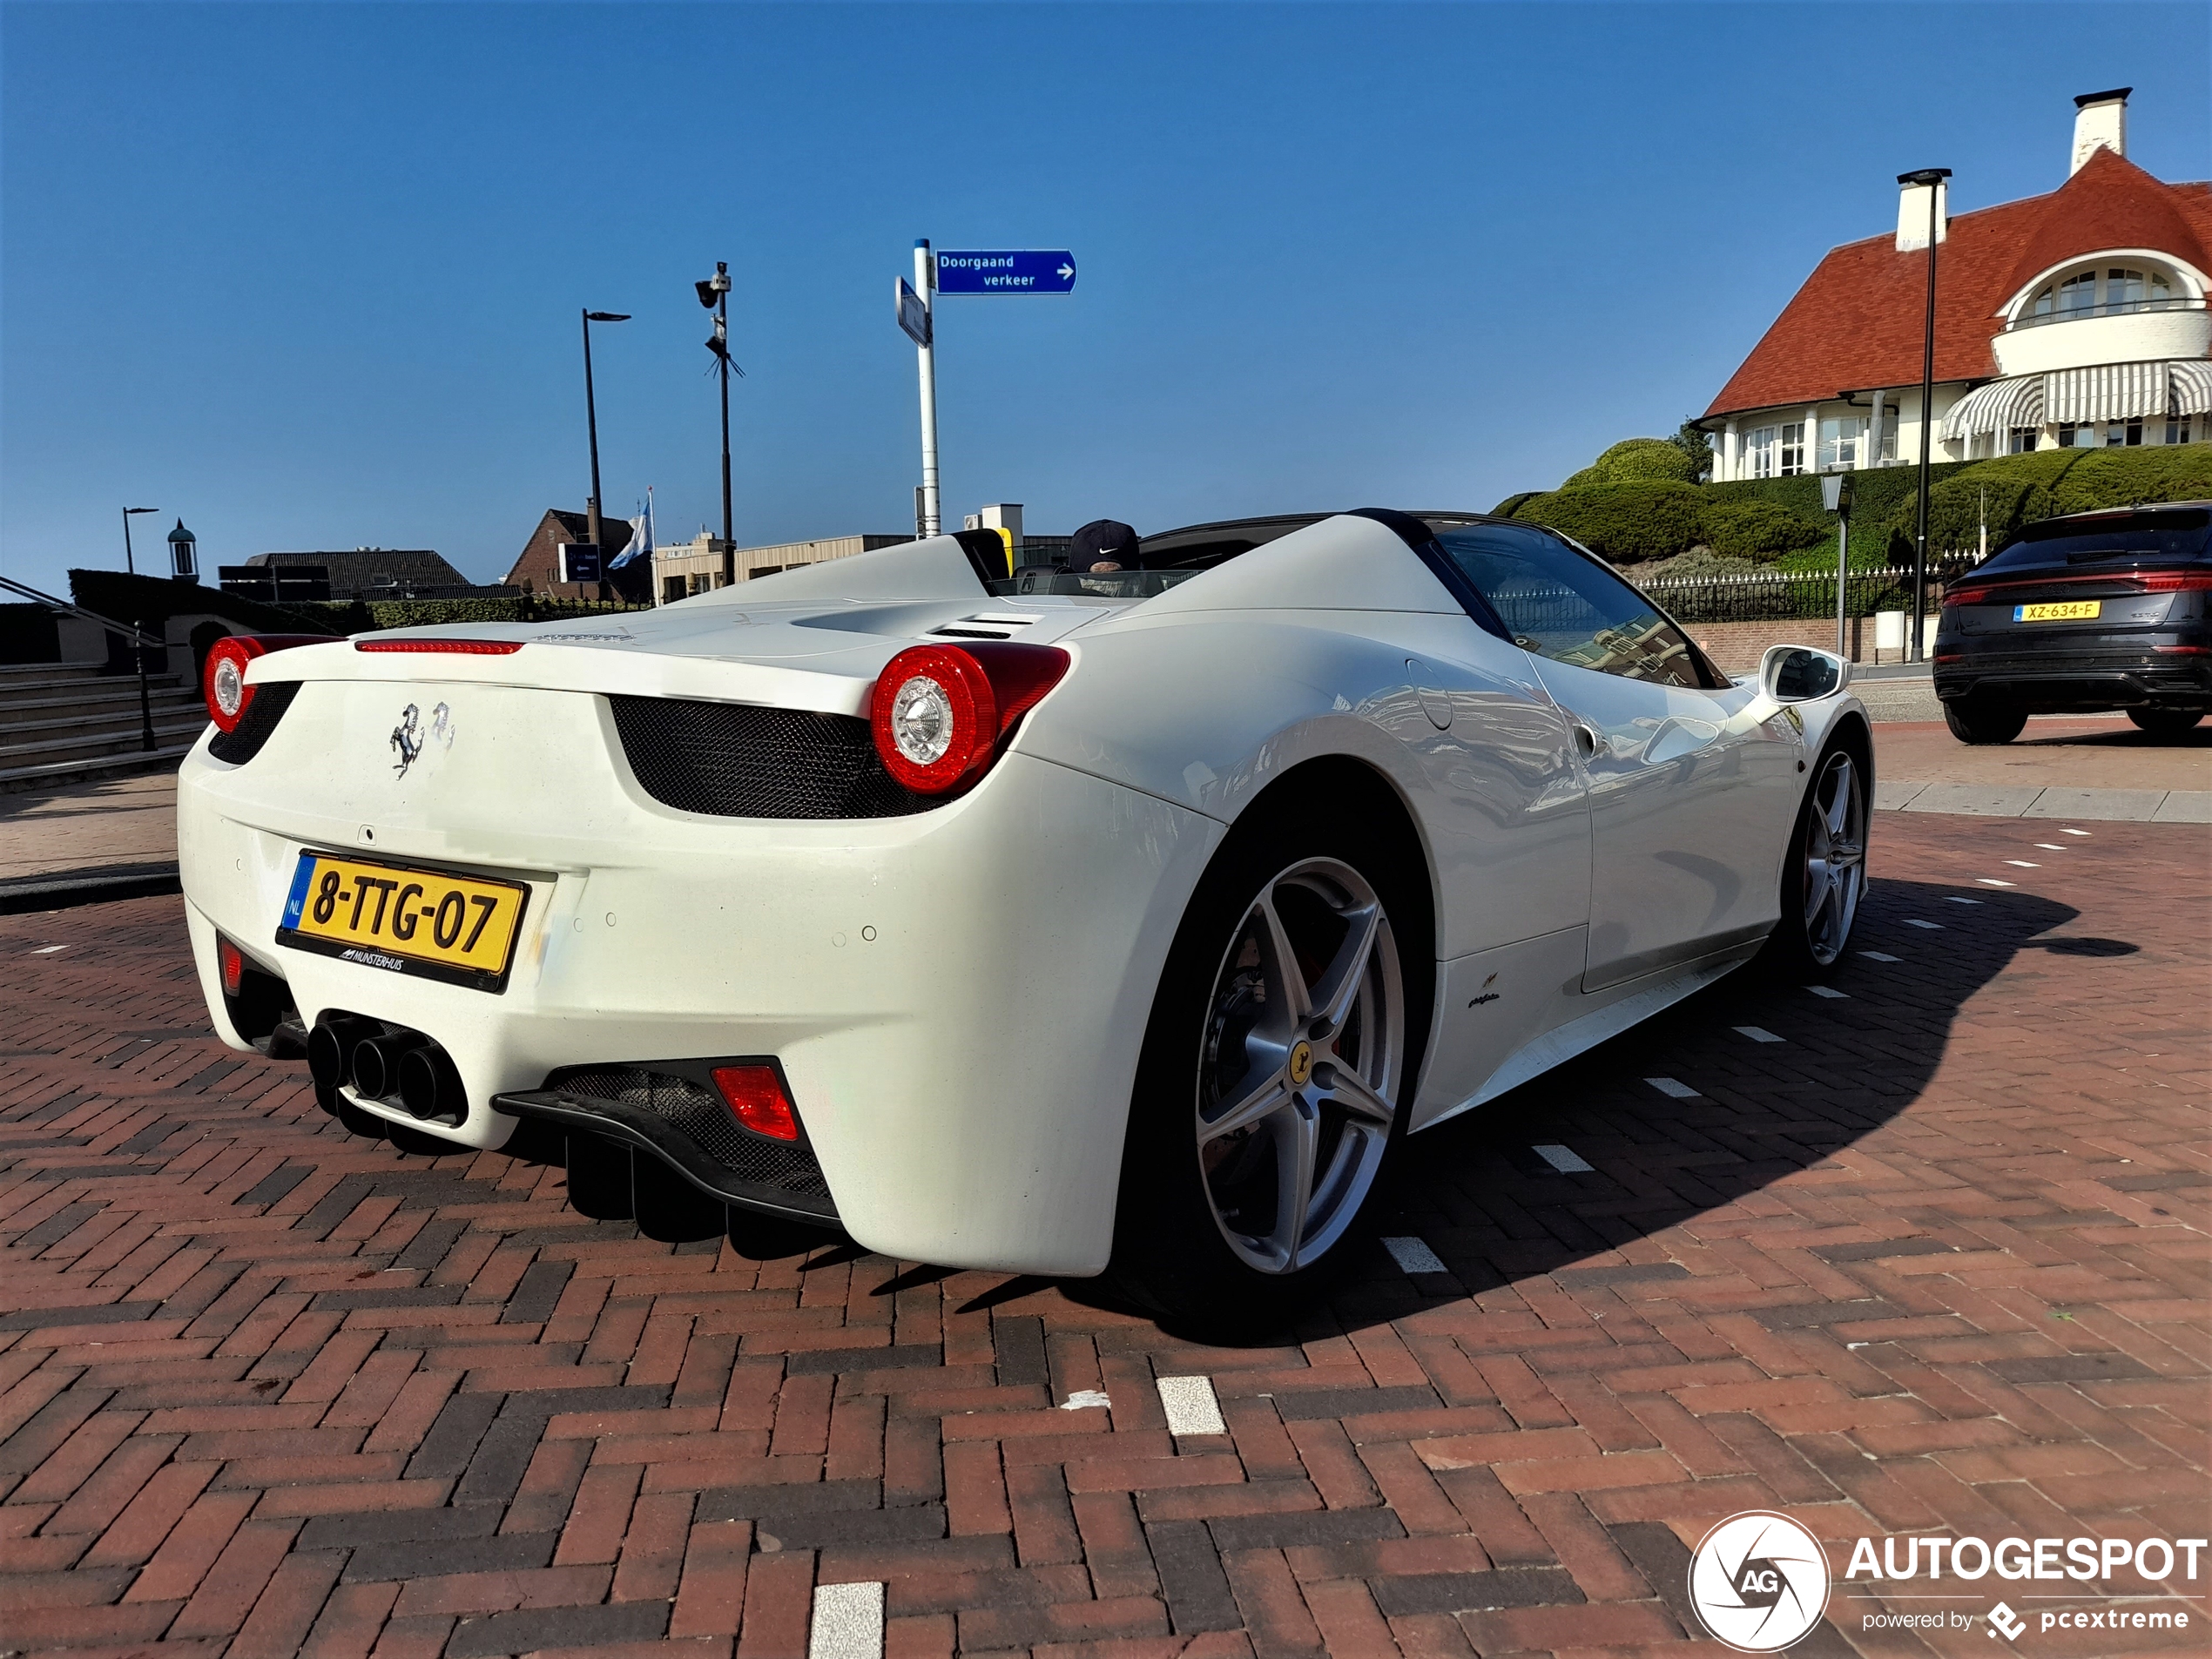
[1932,640,2212,711]
[179,687,1224,1276]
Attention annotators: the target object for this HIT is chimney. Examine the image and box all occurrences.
[1896,175,1949,253]
[2072,87,2129,175]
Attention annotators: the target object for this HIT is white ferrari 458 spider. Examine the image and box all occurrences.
[180,509,1871,1320]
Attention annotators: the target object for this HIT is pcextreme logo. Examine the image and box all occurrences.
[1689,1513,2209,1650]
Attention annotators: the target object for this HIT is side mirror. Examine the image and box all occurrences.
[1761,644,1849,703]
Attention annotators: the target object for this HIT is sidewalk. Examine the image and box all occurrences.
[0,771,180,912]
[1871,715,2211,821]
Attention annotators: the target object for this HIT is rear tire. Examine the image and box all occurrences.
[1943,697,2027,745]
[2128,707,2203,739]
[1104,797,1428,1329]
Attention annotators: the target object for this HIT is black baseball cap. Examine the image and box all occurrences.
[1069,519,1140,568]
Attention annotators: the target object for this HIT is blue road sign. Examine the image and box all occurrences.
[934,250,1077,294]
[895,277,932,347]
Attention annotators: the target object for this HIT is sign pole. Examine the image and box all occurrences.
[914,239,941,537]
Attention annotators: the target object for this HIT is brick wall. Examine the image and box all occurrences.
[1685,617,1871,673]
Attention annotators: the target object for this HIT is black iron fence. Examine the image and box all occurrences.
[1628,559,1974,624]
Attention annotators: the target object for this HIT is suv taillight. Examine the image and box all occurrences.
[868,642,1069,795]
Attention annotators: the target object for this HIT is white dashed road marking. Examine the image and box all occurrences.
[1976,878,2016,887]
[1905,920,1944,929]
[1807,985,1848,999]
[2058,827,2092,837]
[30,945,66,954]
[1945,895,1984,905]
[808,1581,884,1659]
[1734,1026,1784,1043]
[1534,1143,1595,1173]
[1060,1389,1110,1411]
[1157,1375,1226,1436]
[1646,1076,1698,1099]
[2033,844,2067,852]
[1859,951,1901,962]
[1381,1236,1447,1274]
[2004,860,2040,868]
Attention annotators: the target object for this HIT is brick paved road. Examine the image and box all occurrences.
[3,813,2205,1657]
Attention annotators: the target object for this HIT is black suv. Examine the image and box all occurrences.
[1932,501,2211,744]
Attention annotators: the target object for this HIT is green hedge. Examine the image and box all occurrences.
[1699,498,1827,559]
[1561,437,1702,489]
[1883,445,2212,554]
[1514,481,1706,563]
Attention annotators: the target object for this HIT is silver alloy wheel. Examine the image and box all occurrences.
[1194,857,1404,1275]
[1803,750,1866,966]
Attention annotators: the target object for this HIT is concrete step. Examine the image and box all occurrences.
[0,718,209,771]
[1,700,208,742]
[0,671,190,708]
[0,660,126,694]
[0,745,196,796]
[0,682,203,720]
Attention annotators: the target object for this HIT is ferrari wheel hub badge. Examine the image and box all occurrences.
[1287,1040,1314,1087]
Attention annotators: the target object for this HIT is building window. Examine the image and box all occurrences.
[1779,422,1805,476]
[2008,427,2040,454]
[2169,417,2195,446]
[661,576,686,604]
[1746,426,1777,478]
[2056,422,2105,449]
[1818,415,1870,471]
[2107,420,2143,447]
[1878,415,1898,462]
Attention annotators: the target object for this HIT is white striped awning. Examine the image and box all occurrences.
[1945,360,2212,439]
[2172,360,2212,416]
[1942,376,2044,441]
[2046,361,2173,424]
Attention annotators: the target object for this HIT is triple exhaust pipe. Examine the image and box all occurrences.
[307,1014,466,1125]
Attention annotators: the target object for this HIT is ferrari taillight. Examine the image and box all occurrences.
[711,1065,800,1142]
[354,638,526,655]
[202,634,325,732]
[868,642,1070,796]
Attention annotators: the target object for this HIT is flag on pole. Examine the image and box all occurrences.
[610,487,655,569]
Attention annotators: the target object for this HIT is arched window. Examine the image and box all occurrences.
[2023,263,2184,326]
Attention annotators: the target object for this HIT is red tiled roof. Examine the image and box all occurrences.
[1706,148,2212,420]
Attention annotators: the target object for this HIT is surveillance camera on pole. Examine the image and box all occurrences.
[696,260,738,557]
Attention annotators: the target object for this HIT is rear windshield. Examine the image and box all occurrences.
[990,569,1201,599]
[1981,509,2210,574]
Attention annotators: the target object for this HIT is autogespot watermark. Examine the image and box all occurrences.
[1688,1513,2208,1649]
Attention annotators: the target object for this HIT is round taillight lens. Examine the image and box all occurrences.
[869,645,997,793]
[203,637,266,733]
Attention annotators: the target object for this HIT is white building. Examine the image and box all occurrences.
[1703,89,2210,480]
[652,532,916,604]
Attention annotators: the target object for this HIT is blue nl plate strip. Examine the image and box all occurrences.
[281,853,316,929]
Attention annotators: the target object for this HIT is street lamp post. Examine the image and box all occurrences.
[580,309,630,556]
[122,506,158,576]
[1900,166,1951,664]
[696,262,738,577]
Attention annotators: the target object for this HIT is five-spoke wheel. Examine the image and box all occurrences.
[1799,750,1865,967]
[1195,858,1404,1276]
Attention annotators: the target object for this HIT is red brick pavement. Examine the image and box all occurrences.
[1,813,2205,1658]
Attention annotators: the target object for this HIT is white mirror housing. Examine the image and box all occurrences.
[1760,644,1850,704]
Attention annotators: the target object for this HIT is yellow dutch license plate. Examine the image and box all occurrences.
[277,852,529,992]
[2013,600,2101,622]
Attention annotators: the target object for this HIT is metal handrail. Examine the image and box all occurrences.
[2006,295,2205,331]
[0,575,163,648]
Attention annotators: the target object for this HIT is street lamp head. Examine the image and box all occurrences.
[125,506,158,515]
[1896,167,1952,186]
[584,311,631,323]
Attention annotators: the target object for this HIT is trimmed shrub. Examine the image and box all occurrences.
[2047,443,2212,516]
[1569,437,1702,489]
[1513,482,1703,563]
[1698,498,1825,561]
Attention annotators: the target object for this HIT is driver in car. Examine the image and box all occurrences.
[1067,519,1140,573]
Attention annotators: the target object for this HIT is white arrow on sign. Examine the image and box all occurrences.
[1057,263,1074,281]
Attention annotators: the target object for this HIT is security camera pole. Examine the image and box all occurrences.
[697,262,736,556]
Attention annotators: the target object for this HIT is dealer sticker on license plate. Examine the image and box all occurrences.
[277,852,529,992]
[2014,600,2101,622]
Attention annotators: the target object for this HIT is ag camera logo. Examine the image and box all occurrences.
[1689,1511,1831,1651]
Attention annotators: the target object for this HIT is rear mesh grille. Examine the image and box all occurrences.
[609,694,931,819]
[546,1065,834,1209]
[209,681,300,765]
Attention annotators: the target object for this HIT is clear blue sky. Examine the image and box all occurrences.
[3,3,2204,593]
